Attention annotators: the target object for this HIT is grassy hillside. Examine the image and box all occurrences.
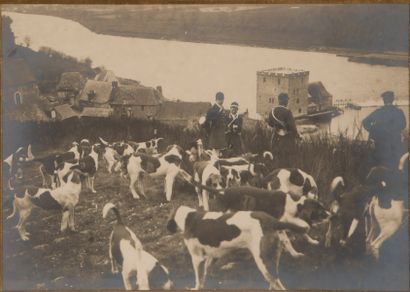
[2,16,95,94]
[3,4,408,53]
[3,121,408,290]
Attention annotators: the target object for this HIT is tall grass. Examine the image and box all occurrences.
[3,117,372,201]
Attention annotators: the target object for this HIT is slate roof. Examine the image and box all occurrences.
[110,85,162,106]
[79,79,113,104]
[54,104,78,120]
[94,69,118,83]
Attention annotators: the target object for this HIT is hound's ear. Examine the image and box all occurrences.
[302,179,312,196]
[166,219,178,233]
[296,202,304,214]
[62,171,72,184]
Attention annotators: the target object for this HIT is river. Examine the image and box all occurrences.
[3,11,409,138]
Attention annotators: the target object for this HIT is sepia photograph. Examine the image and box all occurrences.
[1,3,409,291]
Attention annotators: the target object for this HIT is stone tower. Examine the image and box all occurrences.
[256,68,309,118]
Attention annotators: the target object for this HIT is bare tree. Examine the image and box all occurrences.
[23,36,31,48]
[84,57,93,67]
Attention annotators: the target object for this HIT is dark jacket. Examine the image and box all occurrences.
[362,105,407,168]
[267,106,298,139]
[362,105,406,142]
[226,113,243,155]
[267,106,299,159]
[206,104,227,150]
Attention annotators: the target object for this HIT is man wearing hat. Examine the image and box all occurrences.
[362,91,407,169]
[267,92,299,162]
[226,101,244,156]
[204,92,228,156]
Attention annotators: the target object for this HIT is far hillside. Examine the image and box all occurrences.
[3,4,408,53]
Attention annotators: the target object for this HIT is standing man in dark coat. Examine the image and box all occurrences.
[267,93,299,161]
[362,91,407,169]
[226,102,243,156]
[205,92,227,157]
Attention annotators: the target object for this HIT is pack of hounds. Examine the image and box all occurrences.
[4,137,409,290]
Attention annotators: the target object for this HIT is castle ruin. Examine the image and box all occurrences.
[256,68,310,118]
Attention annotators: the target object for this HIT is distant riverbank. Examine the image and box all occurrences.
[3,5,408,68]
[6,11,408,117]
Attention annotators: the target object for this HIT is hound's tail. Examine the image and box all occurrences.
[398,152,409,171]
[99,137,110,147]
[330,176,345,199]
[272,220,309,234]
[102,203,123,224]
[7,195,18,220]
[27,144,34,161]
[263,151,273,160]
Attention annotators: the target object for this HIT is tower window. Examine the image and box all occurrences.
[298,108,302,113]
[14,92,22,105]
[263,77,266,83]
[296,98,300,104]
[278,79,281,85]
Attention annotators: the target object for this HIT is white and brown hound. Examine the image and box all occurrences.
[117,145,185,201]
[325,156,407,259]
[99,137,122,173]
[186,139,210,162]
[262,168,319,200]
[220,162,268,188]
[112,141,135,157]
[167,205,308,290]
[129,138,164,155]
[34,142,80,189]
[103,203,172,290]
[192,157,224,211]
[7,170,84,241]
[74,143,102,193]
[217,186,330,257]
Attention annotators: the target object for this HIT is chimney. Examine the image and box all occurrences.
[112,81,119,89]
